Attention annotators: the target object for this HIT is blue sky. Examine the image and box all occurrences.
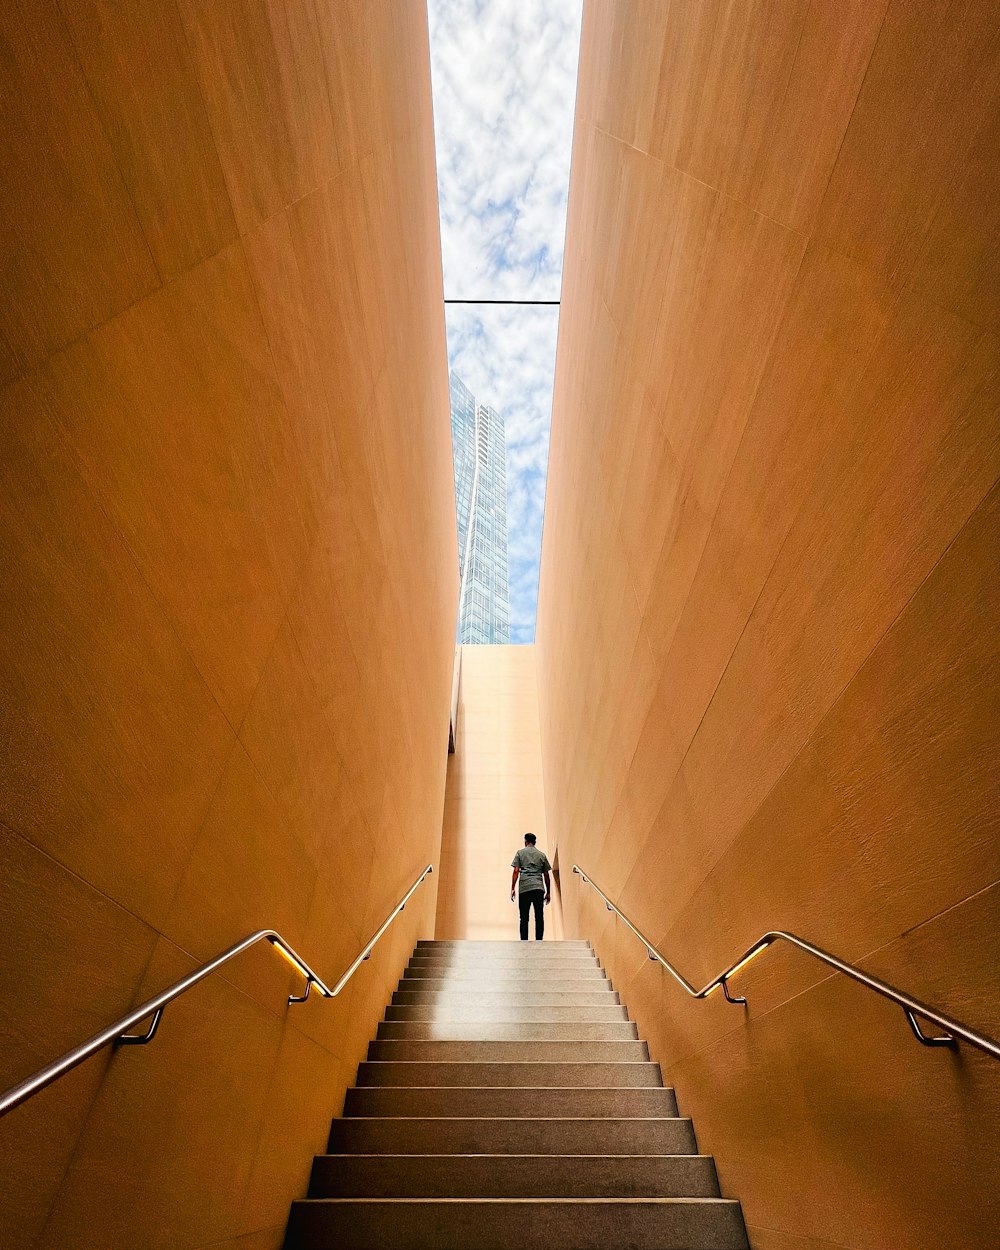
[427,0,583,643]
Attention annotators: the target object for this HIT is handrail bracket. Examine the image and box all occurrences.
[288,978,313,1005]
[904,1008,957,1049]
[116,1006,164,1047]
[721,976,747,1006]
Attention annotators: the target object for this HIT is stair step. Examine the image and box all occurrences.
[409,947,599,956]
[392,990,621,1006]
[376,1021,639,1042]
[407,965,603,978]
[397,975,610,995]
[328,1117,698,1156]
[408,954,601,966]
[417,941,592,948]
[309,1152,719,1197]
[398,975,610,991]
[344,1086,679,1118]
[407,962,602,975]
[285,1197,749,1249]
[410,940,597,950]
[385,1004,629,1022]
[367,1040,649,1063]
[356,1062,664,1088]
[382,1000,625,1020]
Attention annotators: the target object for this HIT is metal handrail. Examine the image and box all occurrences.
[572,865,1000,1062]
[0,863,434,1119]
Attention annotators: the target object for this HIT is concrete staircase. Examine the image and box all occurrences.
[285,940,748,1249]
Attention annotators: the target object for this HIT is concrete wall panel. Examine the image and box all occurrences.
[0,3,455,1247]
[538,3,1000,1246]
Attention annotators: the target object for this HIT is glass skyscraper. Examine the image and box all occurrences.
[450,371,510,644]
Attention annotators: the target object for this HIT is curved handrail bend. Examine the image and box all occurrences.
[572,865,1000,1062]
[0,864,434,1119]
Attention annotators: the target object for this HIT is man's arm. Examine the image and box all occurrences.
[543,869,551,905]
[510,866,519,901]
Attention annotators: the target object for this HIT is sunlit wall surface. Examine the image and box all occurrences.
[537,3,1000,1247]
[451,371,510,643]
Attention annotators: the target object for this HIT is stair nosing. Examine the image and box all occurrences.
[292,1197,740,1205]
[336,1116,693,1123]
[347,1086,674,1091]
[313,1152,709,1159]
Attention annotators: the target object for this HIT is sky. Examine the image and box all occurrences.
[427,0,583,643]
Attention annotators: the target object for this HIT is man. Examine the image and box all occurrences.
[510,832,552,941]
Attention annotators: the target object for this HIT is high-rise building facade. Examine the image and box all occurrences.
[450,371,510,643]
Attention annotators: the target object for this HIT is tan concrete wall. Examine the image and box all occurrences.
[436,646,561,941]
[0,5,455,1249]
[537,3,1000,1248]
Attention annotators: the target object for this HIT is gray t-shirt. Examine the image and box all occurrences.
[511,846,551,894]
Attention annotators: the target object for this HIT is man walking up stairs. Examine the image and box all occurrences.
[285,940,748,1249]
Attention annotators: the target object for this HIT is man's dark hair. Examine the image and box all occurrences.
[524,833,537,845]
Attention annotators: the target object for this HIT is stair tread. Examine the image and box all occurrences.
[393,999,622,1007]
[401,971,608,977]
[345,1088,676,1098]
[409,965,602,969]
[357,1061,660,1067]
[314,1152,710,1158]
[357,1061,664,1088]
[328,1117,698,1156]
[382,1005,625,1015]
[368,1041,649,1062]
[287,1198,748,1249]
[402,968,607,974]
[344,1087,681,1119]
[297,1197,738,1204]
[376,1024,638,1039]
[399,979,610,986]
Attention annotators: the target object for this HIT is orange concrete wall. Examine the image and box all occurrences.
[537,4,1000,1248]
[436,646,561,941]
[0,5,455,1249]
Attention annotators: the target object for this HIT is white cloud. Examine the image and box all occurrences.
[428,0,582,642]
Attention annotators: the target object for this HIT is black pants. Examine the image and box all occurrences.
[518,889,545,941]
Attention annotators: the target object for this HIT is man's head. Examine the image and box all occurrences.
[524,833,536,846]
